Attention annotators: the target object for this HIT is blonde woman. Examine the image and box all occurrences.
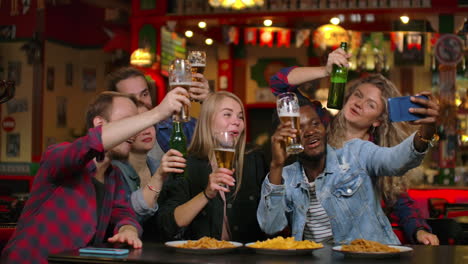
[270,48,439,245]
[157,91,268,243]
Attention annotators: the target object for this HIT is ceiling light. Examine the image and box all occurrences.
[205,38,213,45]
[400,15,410,24]
[209,0,264,10]
[185,30,193,38]
[198,21,207,29]
[130,48,152,67]
[263,19,273,27]
[330,17,340,25]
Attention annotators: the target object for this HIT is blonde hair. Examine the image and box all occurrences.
[188,91,246,195]
[327,74,416,204]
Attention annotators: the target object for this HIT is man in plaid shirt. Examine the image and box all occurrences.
[1,88,190,263]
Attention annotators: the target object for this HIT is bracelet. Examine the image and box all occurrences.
[147,184,161,194]
[203,189,213,200]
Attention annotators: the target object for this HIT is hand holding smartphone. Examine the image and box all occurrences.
[388,95,428,122]
[79,247,129,255]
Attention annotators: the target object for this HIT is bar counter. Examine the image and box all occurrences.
[49,243,468,264]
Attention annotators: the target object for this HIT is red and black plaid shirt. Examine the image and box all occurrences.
[1,126,141,264]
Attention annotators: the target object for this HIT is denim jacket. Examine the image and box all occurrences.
[257,133,425,245]
[112,156,160,223]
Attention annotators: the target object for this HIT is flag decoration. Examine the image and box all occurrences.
[259,28,274,47]
[224,26,240,45]
[295,29,310,48]
[277,28,291,48]
[244,27,258,45]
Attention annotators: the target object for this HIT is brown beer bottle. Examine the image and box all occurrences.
[327,42,348,109]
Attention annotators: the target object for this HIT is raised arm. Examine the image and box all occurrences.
[270,48,350,96]
[101,87,190,151]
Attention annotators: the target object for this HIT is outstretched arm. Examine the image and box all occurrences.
[101,88,190,151]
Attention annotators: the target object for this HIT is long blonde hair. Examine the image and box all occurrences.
[188,91,246,195]
[327,74,416,204]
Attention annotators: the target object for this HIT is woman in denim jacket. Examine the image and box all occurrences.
[257,97,439,245]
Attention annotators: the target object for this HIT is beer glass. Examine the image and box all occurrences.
[276,92,304,154]
[187,51,206,82]
[213,131,237,170]
[169,59,192,122]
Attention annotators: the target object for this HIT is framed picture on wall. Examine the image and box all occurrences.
[82,68,96,92]
[47,66,54,91]
[7,61,21,85]
[6,133,20,158]
[65,63,73,86]
[57,96,67,128]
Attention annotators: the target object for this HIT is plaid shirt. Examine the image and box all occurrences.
[388,193,432,243]
[155,117,196,152]
[269,66,299,96]
[1,126,141,264]
[270,66,432,243]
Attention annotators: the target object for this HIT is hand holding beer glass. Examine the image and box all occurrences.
[188,51,207,103]
[169,59,192,122]
[188,51,206,81]
[213,131,237,189]
[276,92,304,154]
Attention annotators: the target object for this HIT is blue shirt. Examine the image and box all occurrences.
[257,133,425,245]
[156,117,197,152]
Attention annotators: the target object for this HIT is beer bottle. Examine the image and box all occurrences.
[327,42,348,109]
[169,121,187,178]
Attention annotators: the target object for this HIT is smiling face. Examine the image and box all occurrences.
[116,76,152,109]
[131,106,156,154]
[212,97,245,139]
[298,105,327,160]
[342,83,385,130]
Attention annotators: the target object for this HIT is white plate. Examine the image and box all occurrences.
[332,245,413,258]
[245,242,324,255]
[164,240,243,254]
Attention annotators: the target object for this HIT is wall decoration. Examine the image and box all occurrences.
[0,25,16,40]
[57,96,67,128]
[6,98,28,114]
[65,63,73,86]
[7,61,21,85]
[82,68,96,92]
[394,32,425,66]
[46,66,54,91]
[6,133,20,158]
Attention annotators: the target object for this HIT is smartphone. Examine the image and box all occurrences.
[388,95,428,122]
[78,247,129,255]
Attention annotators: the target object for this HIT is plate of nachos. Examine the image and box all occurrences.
[332,239,413,258]
[165,237,242,254]
[245,236,323,255]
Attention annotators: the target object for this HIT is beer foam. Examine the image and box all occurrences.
[278,111,300,117]
[170,82,192,87]
[214,148,235,152]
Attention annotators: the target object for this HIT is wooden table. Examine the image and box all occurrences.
[49,244,468,264]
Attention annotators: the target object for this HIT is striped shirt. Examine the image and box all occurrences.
[302,168,333,242]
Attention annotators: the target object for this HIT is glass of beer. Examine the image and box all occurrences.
[187,51,206,82]
[213,131,237,188]
[277,92,304,154]
[169,59,192,122]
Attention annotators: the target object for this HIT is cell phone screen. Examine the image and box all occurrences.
[79,247,129,255]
